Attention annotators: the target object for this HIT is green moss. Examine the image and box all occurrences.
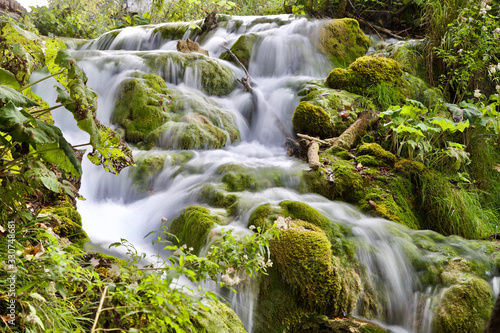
[153,23,192,40]
[168,206,223,255]
[41,204,88,248]
[112,72,171,144]
[191,301,246,333]
[270,220,360,314]
[219,33,258,69]
[394,159,425,176]
[432,274,493,333]
[357,143,397,166]
[292,101,332,139]
[326,56,404,107]
[200,184,239,215]
[129,153,166,192]
[319,19,371,68]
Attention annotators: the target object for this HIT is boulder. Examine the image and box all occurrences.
[220,33,258,69]
[177,38,209,57]
[319,19,371,68]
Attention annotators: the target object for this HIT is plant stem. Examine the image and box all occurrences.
[91,285,108,333]
[18,69,66,92]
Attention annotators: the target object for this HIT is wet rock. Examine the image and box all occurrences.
[177,38,209,57]
[292,101,333,139]
[192,300,247,333]
[220,33,258,69]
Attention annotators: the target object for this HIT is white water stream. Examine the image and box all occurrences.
[34,15,499,332]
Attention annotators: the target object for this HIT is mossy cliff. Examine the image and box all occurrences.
[112,71,239,150]
[40,202,89,249]
[318,19,371,68]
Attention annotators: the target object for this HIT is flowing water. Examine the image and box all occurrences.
[34,15,500,332]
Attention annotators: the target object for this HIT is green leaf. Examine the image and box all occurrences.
[29,292,47,302]
[0,68,21,89]
[0,85,39,107]
[55,281,67,299]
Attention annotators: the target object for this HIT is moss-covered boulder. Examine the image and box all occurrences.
[319,19,371,68]
[292,101,333,139]
[153,22,193,41]
[200,183,239,215]
[192,301,247,333]
[356,143,397,167]
[220,33,258,69]
[168,206,226,255]
[112,72,171,144]
[432,260,493,333]
[142,52,236,96]
[254,219,363,333]
[112,71,239,149]
[325,56,404,108]
[373,39,427,81]
[326,56,403,92]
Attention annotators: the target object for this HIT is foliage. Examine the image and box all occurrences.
[30,0,135,39]
[433,0,500,102]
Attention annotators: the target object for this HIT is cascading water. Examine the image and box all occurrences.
[34,14,500,333]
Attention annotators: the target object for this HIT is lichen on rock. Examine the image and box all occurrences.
[319,18,371,68]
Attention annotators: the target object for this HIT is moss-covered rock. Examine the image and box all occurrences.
[142,52,236,96]
[319,19,371,68]
[112,72,171,144]
[326,56,403,92]
[297,82,376,137]
[112,71,239,150]
[153,23,193,41]
[200,184,239,215]
[373,39,427,81]
[129,152,166,192]
[168,206,225,255]
[40,203,89,248]
[288,315,388,333]
[192,300,247,333]
[432,260,493,333]
[292,101,333,139]
[356,143,397,167]
[220,33,258,69]
[304,159,364,203]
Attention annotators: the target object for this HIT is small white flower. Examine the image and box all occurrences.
[490,65,497,74]
[487,106,493,111]
[494,28,500,34]
[474,89,481,98]
[89,257,100,267]
[458,49,463,54]
[181,244,187,249]
[243,254,248,260]
[248,225,256,230]
[109,263,121,277]
[188,247,194,252]
[129,282,138,289]
[461,16,467,23]
[497,63,500,70]
[496,85,500,92]
[483,26,488,31]
[469,17,474,22]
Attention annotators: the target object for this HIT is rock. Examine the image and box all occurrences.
[112,71,239,149]
[129,152,167,192]
[40,203,89,248]
[292,101,333,139]
[356,143,397,167]
[192,300,247,333]
[220,33,258,69]
[142,52,236,96]
[177,38,209,57]
[373,39,427,81]
[319,18,371,68]
[432,260,493,333]
[168,206,226,255]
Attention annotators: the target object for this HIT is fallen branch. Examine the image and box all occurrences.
[357,17,404,40]
[325,110,379,150]
[307,142,321,170]
[296,133,330,147]
[91,285,109,333]
[221,44,252,92]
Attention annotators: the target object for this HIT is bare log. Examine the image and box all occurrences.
[307,142,321,170]
[296,133,330,147]
[220,44,252,93]
[325,110,379,150]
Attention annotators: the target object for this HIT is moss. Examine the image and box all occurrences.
[394,159,425,176]
[319,19,371,68]
[326,56,404,106]
[357,143,397,166]
[168,206,223,255]
[129,153,166,192]
[219,33,258,69]
[373,39,427,81]
[153,23,192,41]
[298,83,376,137]
[432,275,493,333]
[402,73,442,109]
[112,72,171,144]
[292,101,332,139]
[222,170,257,192]
[270,220,361,314]
[41,204,89,248]
[191,301,247,333]
[200,184,239,215]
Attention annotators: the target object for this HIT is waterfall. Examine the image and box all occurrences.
[33,14,498,333]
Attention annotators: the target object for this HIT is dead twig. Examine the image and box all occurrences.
[220,44,252,92]
[91,285,109,333]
